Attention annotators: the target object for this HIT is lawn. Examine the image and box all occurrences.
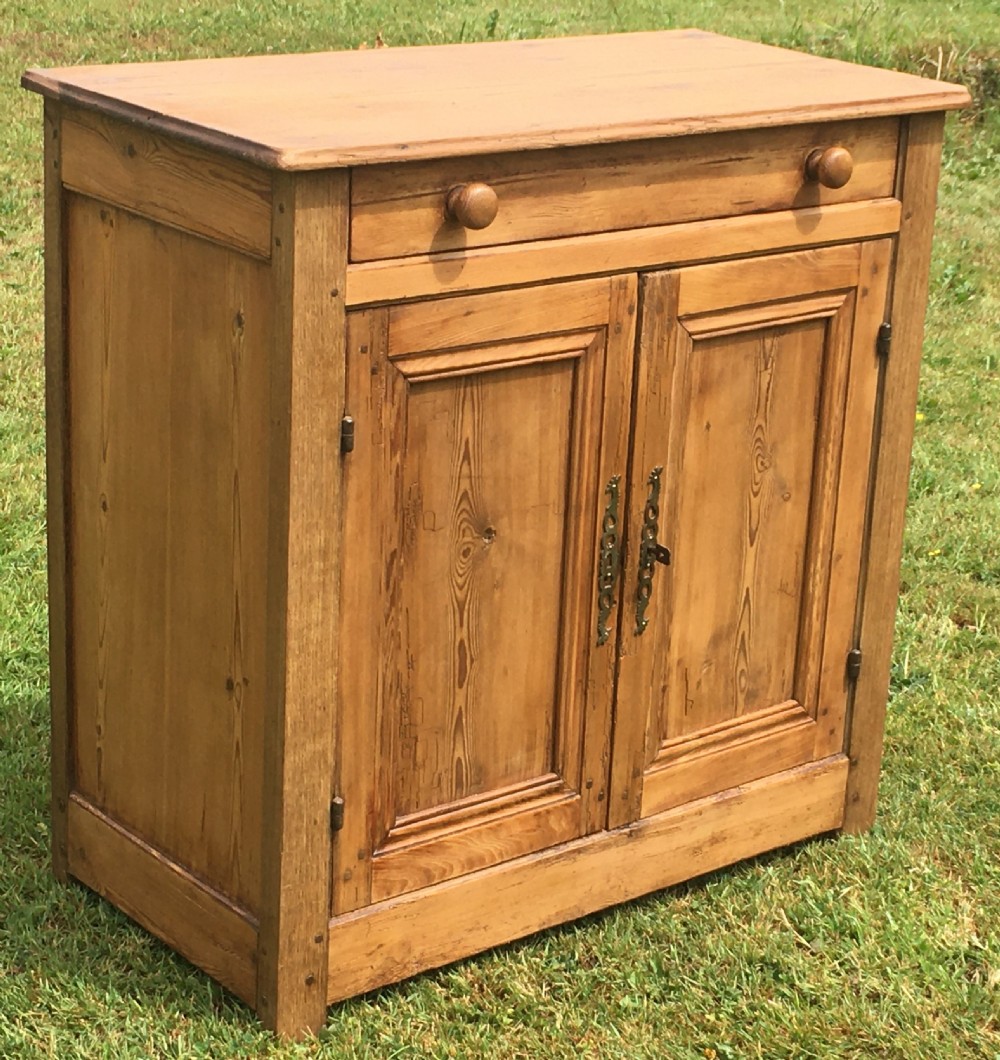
[1,1,998,1056]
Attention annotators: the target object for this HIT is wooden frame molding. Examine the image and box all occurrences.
[43,98,72,883]
[60,105,273,258]
[324,755,849,1003]
[344,199,902,306]
[257,170,349,1035]
[843,113,946,831]
[67,796,259,1004]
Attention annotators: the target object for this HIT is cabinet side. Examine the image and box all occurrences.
[57,116,274,1002]
[43,100,71,882]
[844,112,946,831]
[257,170,349,1037]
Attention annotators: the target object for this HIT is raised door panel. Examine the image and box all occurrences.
[610,242,890,826]
[335,277,636,911]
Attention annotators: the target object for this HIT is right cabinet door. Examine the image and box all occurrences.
[610,241,891,826]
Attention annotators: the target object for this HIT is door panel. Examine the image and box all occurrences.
[336,277,637,910]
[610,241,891,825]
[396,365,572,813]
[663,319,823,735]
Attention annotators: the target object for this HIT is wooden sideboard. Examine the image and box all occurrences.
[23,30,969,1036]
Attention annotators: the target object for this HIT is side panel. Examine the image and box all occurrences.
[60,105,272,258]
[256,170,349,1036]
[65,195,270,914]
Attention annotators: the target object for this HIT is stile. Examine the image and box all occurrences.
[43,99,71,882]
[843,113,946,831]
[257,170,349,1035]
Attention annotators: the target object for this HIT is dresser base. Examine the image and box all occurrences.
[64,755,847,1020]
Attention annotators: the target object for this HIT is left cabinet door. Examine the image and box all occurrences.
[334,277,637,911]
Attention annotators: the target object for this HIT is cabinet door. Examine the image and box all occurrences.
[610,242,891,826]
[335,277,636,910]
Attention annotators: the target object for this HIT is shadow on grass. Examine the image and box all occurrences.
[0,694,254,1032]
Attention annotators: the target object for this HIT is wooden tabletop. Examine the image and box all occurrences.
[22,29,970,169]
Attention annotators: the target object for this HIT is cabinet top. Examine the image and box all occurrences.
[22,29,969,170]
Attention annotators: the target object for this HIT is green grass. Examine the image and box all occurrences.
[1,1,998,1056]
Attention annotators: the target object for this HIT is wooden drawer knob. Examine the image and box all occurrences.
[804,146,854,189]
[445,182,499,229]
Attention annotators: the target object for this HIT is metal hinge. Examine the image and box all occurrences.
[340,415,355,454]
[876,322,892,359]
[846,648,863,682]
[330,796,345,833]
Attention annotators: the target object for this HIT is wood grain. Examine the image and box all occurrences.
[393,361,575,817]
[812,239,892,759]
[61,106,272,257]
[67,795,258,1005]
[386,279,610,356]
[661,318,825,734]
[345,199,902,307]
[256,171,349,1036]
[66,196,269,913]
[612,243,884,823]
[640,703,815,816]
[22,31,969,169]
[606,270,679,829]
[43,100,71,882]
[676,244,861,316]
[336,278,634,908]
[333,308,393,916]
[843,115,945,832]
[326,755,849,1003]
[350,118,898,260]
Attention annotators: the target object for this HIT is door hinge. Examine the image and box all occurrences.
[340,415,355,454]
[876,322,892,359]
[846,648,863,682]
[330,795,345,833]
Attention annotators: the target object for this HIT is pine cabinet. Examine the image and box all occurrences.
[23,30,968,1037]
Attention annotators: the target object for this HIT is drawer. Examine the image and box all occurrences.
[349,117,899,262]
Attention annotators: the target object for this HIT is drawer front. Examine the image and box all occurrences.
[350,117,899,262]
